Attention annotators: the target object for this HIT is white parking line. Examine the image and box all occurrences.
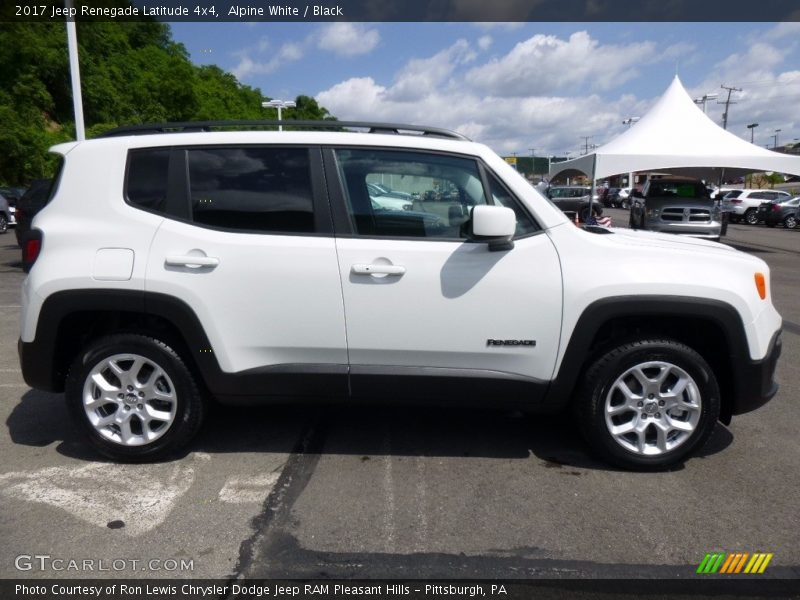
[0,461,196,536]
[218,473,280,504]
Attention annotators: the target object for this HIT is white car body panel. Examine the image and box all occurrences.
[146,218,348,373]
[334,233,563,381]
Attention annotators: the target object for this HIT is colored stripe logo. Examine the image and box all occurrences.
[697,552,773,574]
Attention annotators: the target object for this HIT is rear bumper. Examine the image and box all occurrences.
[19,336,61,392]
[731,329,781,416]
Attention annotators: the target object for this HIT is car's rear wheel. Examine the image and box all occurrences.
[744,209,759,225]
[729,214,740,224]
[576,338,720,470]
[0,214,7,234]
[784,214,798,229]
[65,334,205,462]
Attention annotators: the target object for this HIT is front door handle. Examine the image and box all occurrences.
[165,255,220,268]
[351,264,406,276]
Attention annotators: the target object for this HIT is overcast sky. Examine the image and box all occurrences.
[170,22,800,157]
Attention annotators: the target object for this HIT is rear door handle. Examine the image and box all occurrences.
[165,255,220,268]
[351,264,406,276]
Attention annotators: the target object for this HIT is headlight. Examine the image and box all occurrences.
[403,203,412,211]
[646,208,660,218]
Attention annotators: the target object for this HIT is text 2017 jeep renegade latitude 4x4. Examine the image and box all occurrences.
[18,121,782,469]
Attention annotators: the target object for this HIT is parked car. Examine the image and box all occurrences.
[0,186,25,227]
[15,178,53,248]
[0,193,11,234]
[721,189,791,224]
[630,177,721,240]
[616,187,633,209]
[757,196,800,229]
[17,120,782,470]
[366,182,413,211]
[546,185,601,221]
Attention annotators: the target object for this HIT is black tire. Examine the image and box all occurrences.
[575,338,720,470]
[744,209,759,225]
[65,334,205,462]
[0,214,7,234]
[729,215,740,224]
[784,214,798,230]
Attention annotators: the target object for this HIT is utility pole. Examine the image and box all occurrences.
[774,128,781,148]
[718,85,741,130]
[581,136,592,155]
[693,93,718,114]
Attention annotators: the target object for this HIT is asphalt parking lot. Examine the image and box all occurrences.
[0,214,798,582]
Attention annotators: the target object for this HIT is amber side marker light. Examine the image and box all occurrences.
[754,273,767,300]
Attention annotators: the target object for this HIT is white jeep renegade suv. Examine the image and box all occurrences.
[18,121,782,469]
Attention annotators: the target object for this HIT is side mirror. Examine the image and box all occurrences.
[468,205,516,251]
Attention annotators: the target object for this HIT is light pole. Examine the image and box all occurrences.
[261,99,296,131]
[773,128,782,148]
[693,93,718,114]
[65,0,85,141]
[746,123,758,143]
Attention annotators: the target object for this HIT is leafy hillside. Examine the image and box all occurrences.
[0,21,335,185]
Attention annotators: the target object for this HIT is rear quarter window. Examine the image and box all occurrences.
[125,149,170,213]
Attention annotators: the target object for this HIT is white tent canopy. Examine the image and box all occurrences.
[549,76,800,182]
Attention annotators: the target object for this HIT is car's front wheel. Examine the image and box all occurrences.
[784,214,798,229]
[65,334,205,461]
[744,209,759,225]
[576,338,720,470]
[0,214,7,234]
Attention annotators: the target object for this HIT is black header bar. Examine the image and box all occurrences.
[3,0,800,23]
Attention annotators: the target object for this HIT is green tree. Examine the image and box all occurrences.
[0,19,336,185]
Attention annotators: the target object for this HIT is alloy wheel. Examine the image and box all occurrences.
[82,353,178,446]
[604,361,702,456]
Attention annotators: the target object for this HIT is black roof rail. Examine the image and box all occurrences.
[97,120,469,141]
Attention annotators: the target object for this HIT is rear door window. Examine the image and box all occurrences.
[187,147,315,234]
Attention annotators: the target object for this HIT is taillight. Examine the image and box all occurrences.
[729,199,742,204]
[772,204,781,212]
[22,230,42,273]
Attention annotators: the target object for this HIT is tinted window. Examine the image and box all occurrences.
[647,181,706,198]
[724,190,742,198]
[335,149,488,239]
[127,149,170,212]
[188,147,314,234]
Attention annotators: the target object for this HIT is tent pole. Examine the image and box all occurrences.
[587,155,597,224]
[718,168,728,237]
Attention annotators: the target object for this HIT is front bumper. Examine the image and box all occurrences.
[731,329,782,416]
